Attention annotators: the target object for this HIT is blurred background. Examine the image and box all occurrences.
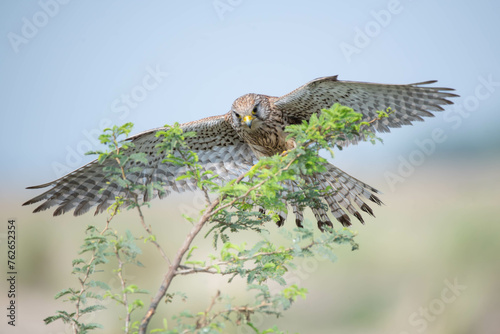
[1,1,499,333]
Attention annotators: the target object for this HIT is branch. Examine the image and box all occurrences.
[174,241,317,276]
[138,198,221,334]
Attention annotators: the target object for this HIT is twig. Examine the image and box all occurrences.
[112,134,172,266]
[72,205,119,333]
[115,246,130,333]
[195,290,221,329]
[132,195,172,265]
[177,149,212,207]
[200,300,274,327]
[208,150,299,219]
[175,241,318,276]
[138,198,220,333]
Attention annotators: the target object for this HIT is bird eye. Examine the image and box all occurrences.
[233,111,241,118]
[252,107,258,115]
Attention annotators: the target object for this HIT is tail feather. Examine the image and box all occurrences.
[278,163,382,229]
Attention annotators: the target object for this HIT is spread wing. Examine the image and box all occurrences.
[23,115,256,216]
[273,76,458,145]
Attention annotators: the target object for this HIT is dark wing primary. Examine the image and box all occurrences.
[273,75,458,145]
[23,115,256,216]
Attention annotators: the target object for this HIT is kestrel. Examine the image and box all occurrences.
[24,76,457,229]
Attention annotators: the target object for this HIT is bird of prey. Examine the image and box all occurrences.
[23,76,457,230]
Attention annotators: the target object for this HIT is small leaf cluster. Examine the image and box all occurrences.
[156,123,218,194]
[44,223,149,333]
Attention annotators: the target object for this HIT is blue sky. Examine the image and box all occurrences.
[1,0,499,191]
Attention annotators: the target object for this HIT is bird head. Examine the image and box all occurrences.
[231,94,266,131]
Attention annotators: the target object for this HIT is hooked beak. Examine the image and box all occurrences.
[243,115,253,128]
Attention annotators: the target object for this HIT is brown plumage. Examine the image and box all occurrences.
[23,75,457,230]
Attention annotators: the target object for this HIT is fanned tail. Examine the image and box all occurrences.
[274,163,382,231]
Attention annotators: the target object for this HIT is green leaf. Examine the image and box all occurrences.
[80,305,106,314]
[130,152,148,164]
[54,288,74,299]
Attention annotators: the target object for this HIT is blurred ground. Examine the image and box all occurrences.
[1,152,498,334]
